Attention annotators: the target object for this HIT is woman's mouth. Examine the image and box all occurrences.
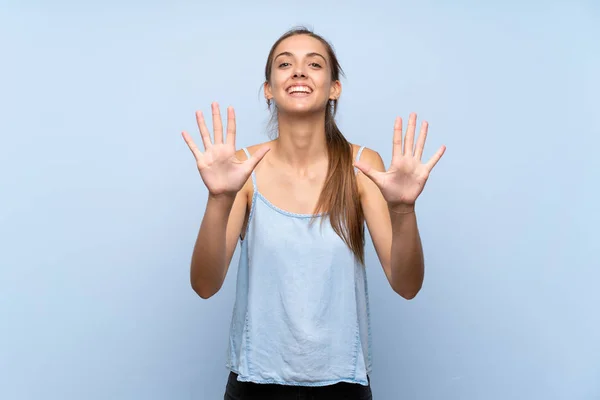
[287,85,313,97]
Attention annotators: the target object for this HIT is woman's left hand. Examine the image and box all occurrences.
[354,113,446,210]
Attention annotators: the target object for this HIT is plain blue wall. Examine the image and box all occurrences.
[1,1,598,399]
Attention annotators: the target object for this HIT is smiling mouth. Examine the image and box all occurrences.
[287,85,313,96]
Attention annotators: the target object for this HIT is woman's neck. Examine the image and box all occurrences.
[272,111,328,169]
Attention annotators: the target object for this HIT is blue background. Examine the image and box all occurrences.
[1,1,598,399]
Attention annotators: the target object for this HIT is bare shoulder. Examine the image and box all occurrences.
[234,141,274,196]
[350,143,385,170]
[238,141,275,158]
[350,143,386,196]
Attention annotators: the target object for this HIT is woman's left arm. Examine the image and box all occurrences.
[355,113,445,299]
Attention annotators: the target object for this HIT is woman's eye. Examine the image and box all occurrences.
[310,62,322,68]
[279,62,290,67]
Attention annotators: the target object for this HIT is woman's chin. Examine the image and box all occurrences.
[276,101,326,116]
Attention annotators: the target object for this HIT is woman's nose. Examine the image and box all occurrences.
[293,67,307,78]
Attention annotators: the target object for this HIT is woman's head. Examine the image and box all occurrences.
[263,27,343,118]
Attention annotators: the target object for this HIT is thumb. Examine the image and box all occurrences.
[354,160,384,187]
[246,145,271,171]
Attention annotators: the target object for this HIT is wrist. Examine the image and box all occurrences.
[388,202,415,215]
[207,192,236,208]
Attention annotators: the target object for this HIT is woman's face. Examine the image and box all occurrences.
[265,34,341,115]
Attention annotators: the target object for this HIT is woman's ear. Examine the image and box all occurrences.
[264,81,272,101]
[330,80,342,100]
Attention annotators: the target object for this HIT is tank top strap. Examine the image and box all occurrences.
[354,145,366,174]
[242,147,257,190]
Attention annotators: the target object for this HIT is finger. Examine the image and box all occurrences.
[195,111,212,150]
[246,145,270,170]
[414,121,428,160]
[391,117,403,163]
[225,106,236,147]
[425,145,446,171]
[354,160,385,187]
[404,112,417,156]
[212,102,224,144]
[181,131,205,162]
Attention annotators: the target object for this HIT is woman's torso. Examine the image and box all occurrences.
[225,142,372,387]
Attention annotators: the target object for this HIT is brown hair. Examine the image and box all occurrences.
[264,26,365,264]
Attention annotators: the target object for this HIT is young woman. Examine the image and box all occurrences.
[182,27,445,400]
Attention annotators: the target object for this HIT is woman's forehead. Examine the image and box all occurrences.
[274,35,328,58]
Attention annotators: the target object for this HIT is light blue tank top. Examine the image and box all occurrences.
[225,146,372,387]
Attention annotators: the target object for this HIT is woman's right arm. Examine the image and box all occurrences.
[190,151,250,299]
[182,104,269,299]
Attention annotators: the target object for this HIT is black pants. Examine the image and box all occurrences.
[224,372,372,400]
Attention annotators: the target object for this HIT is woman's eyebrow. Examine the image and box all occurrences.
[306,52,327,64]
[274,51,327,64]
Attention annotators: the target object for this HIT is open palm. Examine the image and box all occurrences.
[355,113,445,206]
[182,103,269,198]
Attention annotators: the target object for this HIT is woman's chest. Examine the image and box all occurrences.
[255,170,327,215]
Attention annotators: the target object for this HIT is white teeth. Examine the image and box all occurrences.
[287,86,311,94]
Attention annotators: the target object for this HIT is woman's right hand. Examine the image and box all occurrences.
[182,103,270,199]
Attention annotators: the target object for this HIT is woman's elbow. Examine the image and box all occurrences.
[191,279,220,300]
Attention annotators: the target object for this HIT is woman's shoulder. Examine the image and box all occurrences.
[230,142,274,198]
[349,143,382,164]
[234,141,275,161]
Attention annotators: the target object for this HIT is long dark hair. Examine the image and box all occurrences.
[264,27,365,264]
